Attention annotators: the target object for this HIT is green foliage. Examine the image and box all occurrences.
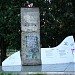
[0,73,4,75]
[27,73,46,75]
[0,72,19,75]
[0,73,11,75]
[0,0,21,49]
[0,0,75,49]
[0,73,46,75]
[31,73,47,75]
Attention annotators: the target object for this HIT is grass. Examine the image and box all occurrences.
[0,73,19,75]
[0,73,12,75]
[0,73,47,75]
[32,73,47,75]
[0,49,16,57]
[6,51,15,57]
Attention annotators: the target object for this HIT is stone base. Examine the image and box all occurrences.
[22,59,41,66]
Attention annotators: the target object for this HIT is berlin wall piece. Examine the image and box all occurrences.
[21,8,41,65]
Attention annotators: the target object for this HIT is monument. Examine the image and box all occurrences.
[21,8,41,65]
[41,36,75,64]
[2,36,75,72]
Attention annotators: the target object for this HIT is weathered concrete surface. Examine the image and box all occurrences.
[1,63,75,72]
[21,8,41,65]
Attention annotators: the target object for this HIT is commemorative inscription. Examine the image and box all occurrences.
[21,8,41,65]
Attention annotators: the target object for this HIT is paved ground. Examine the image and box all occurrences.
[1,63,75,72]
[0,63,75,75]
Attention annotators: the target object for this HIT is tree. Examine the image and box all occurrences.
[38,0,75,47]
[0,0,21,64]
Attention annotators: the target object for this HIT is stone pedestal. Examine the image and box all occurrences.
[21,8,41,65]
